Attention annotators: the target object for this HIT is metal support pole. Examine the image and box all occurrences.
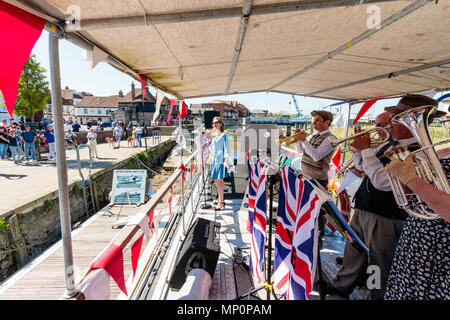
[49,33,77,299]
[180,127,186,234]
[200,130,212,209]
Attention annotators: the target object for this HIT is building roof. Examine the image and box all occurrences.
[61,89,82,100]
[119,89,156,103]
[77,95,122,108]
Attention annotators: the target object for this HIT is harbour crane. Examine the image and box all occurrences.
[291,95,303,117]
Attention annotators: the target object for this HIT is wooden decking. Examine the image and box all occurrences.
[0,203,165,300]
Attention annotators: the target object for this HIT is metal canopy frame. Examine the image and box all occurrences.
[6,0,447,102]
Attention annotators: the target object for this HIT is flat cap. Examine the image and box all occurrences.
[311,110,333,123]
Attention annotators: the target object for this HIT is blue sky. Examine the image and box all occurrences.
[24,30,448,119]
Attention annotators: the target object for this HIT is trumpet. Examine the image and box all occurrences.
[329,127,390,150]
[277,127,314,145]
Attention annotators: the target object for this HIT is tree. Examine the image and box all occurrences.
[14,54,50,122]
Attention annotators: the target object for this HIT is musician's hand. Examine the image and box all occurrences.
[385,154,418,186]
[296,132,307,142]
[350,133,371,150]
[350,166,364,178]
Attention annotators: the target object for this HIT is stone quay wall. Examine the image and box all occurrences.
[0,139,175,282]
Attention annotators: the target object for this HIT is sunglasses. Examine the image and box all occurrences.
[212,121,219,124]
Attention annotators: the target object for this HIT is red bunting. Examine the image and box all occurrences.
[352,98,382,124]
[331,146,342,169]
[0,2,46,117]
[179,163,187,182]
[89,244,127,296]
[131,234,144,279]
[168,99,176,125]
[148,210,155,233]
[176,101,188,119]
[138,74,147,106]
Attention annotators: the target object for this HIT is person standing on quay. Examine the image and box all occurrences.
[22,124,37,162]
[8,129,21,164]
[44,124,56,160]
[86,127,98,158]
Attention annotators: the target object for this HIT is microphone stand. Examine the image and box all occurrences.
[236,173,279,300]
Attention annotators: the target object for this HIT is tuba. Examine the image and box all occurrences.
[385,105,450,220]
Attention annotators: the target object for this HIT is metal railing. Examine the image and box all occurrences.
[73,136,210,300]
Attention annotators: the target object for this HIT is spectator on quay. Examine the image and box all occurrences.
[8,129,21,164]
[44,124,56,160]
[97,121,104,131]
[65,128,78,147]
[0,126,9,159]
[127,121,133,130]
[13,124,25,160]
[63,120,71,132]
[71,120,81,132]
[21,124,37,162]
[132,126,138,147]
[135,123,143,147]
[86,127,98,158]
[113,123,123,148]
[1,118,7,129]
[17,121,25,130]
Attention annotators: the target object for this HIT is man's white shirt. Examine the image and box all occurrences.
[295,129,335,161]
[352,137,418,191]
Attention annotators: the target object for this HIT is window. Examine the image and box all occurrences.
[98,109,102,115]
[84,108,88,114]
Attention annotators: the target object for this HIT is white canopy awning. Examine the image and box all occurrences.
[8,0,450,101]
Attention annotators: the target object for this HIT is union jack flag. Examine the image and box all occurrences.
[247,154,268,283]
[273,166,324,300]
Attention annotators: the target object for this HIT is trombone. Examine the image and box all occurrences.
[277,127,314,145]
[329,126,390,151]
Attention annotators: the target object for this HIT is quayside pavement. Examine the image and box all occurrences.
[0,136,169,216]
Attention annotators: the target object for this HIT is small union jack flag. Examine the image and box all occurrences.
[247,154,268,283]
[273,166,324,300]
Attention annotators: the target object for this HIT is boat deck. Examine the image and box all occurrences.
[0,170,366,300]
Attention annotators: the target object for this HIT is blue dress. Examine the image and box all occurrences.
[209,132,231,180]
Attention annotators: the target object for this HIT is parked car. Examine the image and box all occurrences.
[87,120,98,128]
[101,121,113,128]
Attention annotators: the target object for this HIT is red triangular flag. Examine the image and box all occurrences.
[89,244,127,296]
[168,99,176,125]
[176,101,188,119]
[179,163,187,182]
[148,210,155,233]
[131,234,144,279]
[353,98,382,124]
[138,74,147,106]
[0,2,46,117]
[331,146,342,169]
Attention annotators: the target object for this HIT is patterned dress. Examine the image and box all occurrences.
[385,158,450,300]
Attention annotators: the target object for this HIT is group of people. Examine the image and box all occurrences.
[205,94,449,300]
[289,94,449,300]
[0,118,41,163]
[111,121,144,149]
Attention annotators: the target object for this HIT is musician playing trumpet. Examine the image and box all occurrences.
[294,110,337,189]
